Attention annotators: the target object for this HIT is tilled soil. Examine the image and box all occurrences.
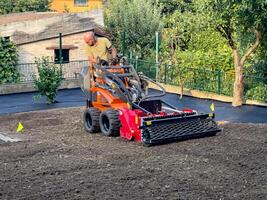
[0,107,266,200]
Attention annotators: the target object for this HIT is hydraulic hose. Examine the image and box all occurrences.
[138,75,166,104]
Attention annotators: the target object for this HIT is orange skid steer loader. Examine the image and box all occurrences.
[81,57,221,145]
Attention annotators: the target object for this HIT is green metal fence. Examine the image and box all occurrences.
[8,60,89,83]
[163,65,235,96]
[128,58,157,79]
[1,58,266,102]
[128,59,267,102]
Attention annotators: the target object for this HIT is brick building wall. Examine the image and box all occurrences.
[18,32,87,63]
[0,10,104,81]
[18,33,89,80]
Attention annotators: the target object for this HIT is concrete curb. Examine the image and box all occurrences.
[149,83,267,107]
[0,79,80,95]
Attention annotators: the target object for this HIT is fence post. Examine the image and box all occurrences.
[129,51,133,64]
[59,33,62,64]
[135,56,138,71]
[217,70,222,94]
[155,32,159,81]
[121,31,126,56]
[164,64,167,84]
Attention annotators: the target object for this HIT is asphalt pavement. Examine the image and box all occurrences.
[0,88,266,123]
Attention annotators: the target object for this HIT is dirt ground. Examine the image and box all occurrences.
[0,107,266,200]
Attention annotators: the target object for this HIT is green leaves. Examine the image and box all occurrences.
[0,37,20,84]
[203,0,267,42]
[161,4,233,70]
[245,82,267,102]
[105,0,162,57]
[0,0,51,14]
[159,0,267,102]
[33,57,63,104]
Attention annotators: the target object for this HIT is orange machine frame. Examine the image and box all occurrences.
[89,63,129,111]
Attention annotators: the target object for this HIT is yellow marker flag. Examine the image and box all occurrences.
[210,103,215,112]
[17,122,24,133]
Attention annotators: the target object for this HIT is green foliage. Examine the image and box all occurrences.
[0,0,51,14]
[161,64,233,94]
[105,0,162,57]
[161,28,233,71]
[158,0,187,16]
[245,82,267,102]
[199,0,267,103]
[159,0,193,27]
[0,37,20,84]
[201,0,267,51]
[158,0,267,102]
[252,38,267,83]
[33,57,63,104]
[159,2,233,94]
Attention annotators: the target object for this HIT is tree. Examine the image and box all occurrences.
[0,0,51,14]
[158,0,192,16]
[158,0,183,15]
[0,37,20,84]
[253,38,267,83]
[159,1,233,98]
[161,0,267,106]
[33,57,63,104]
[201,0,267,106]
[105,0,162,57]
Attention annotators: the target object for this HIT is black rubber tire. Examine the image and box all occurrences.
[99,109,121,136]
[83,107,101,133]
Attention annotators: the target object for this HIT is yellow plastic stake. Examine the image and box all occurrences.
[210,103,215,112]
[146,121,152,126]
[208,113,214,118]
[17,122,24,133]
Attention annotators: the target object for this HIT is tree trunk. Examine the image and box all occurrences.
[232,50,244,107]
[231,30,262,107]
[180,82,184,100]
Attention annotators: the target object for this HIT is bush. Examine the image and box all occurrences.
[33,57,63,104]
[0,0,51,14]
[0,37,20,84]
[105,0,162,57]
[245,83,267,102]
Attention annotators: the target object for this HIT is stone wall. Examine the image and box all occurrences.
[18,32,88,63]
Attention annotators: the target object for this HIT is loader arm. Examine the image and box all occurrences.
[81,57,221,145]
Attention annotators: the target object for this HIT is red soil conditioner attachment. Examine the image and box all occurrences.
[81,57,221,145]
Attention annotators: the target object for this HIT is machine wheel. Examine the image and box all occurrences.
[83,107,101,133]
[99,109,121,136]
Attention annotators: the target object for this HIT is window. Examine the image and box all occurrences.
[4,36,10,41]
[74,0,88,6]
[54,49,69,64]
